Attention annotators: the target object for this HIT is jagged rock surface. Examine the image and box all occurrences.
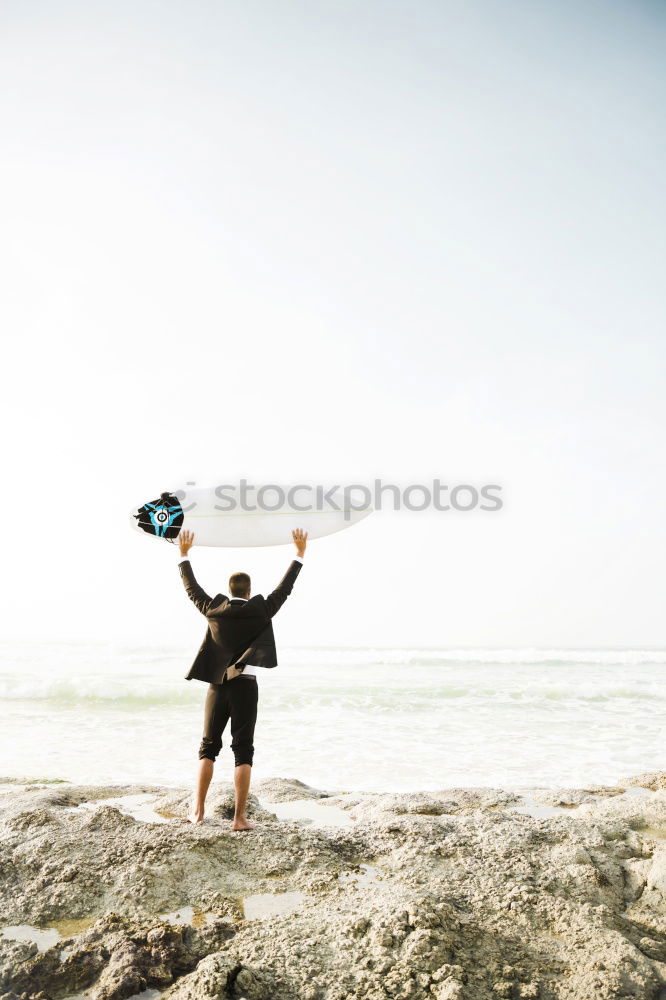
[1,776,665,999]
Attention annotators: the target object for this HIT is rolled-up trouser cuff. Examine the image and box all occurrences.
[232,743,254,767]
[198,738,221,761]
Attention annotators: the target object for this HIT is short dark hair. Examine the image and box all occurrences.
[229,572,251,598]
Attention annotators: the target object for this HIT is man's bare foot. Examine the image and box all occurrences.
[186,811,204,825]
[231,816,255,831]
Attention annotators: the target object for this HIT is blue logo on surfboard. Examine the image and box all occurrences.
[133,493,184,541]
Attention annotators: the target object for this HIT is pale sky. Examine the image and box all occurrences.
[0,0,664,648]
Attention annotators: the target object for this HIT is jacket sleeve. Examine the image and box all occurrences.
[179,559,218,616]
[264,560,303,618]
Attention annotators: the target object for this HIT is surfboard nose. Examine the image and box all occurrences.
[131,493,184,542]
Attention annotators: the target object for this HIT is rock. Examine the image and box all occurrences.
[621,771,666,791]
[518,785,625,808]
[645,846,666,893]
[3,913,235,999]
[432,983,463,1000]
[0,776,665,999]
[253,778,330,801]
[153,784,276,822]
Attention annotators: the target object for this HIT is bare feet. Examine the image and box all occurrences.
[231,816,255,832]
[186,810,204,825]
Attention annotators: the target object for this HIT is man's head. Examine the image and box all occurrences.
[229,572,251,599]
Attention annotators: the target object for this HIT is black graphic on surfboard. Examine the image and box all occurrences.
[133,493,184,541]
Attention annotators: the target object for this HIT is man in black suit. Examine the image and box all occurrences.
[178,527,307,829]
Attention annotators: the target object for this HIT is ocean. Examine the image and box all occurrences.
[1,643,664,793]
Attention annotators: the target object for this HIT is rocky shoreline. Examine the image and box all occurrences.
[1,773,665,1000]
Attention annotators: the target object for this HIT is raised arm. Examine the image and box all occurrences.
[265,529,307,618]
[177,530,216,616]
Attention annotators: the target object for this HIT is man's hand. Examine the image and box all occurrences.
[292,528,308,558]
[179,529,195,558]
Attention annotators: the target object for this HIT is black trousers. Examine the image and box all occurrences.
[199,676,258,767]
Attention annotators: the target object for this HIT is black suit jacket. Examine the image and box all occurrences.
[179,559,302,684]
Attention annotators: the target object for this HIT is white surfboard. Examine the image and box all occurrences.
[129,483,372,547]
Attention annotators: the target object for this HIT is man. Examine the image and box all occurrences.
[177,527,307,830]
